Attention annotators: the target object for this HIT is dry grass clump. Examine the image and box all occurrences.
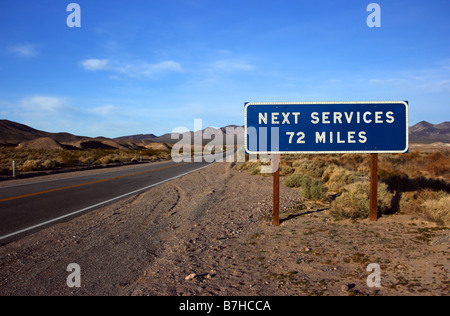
[329,181,394,219]
[399,189,450,225]
[284,173,327,201]
[237,161,261,175]
[0,147,171,174]
[422,194,450,225]
[322,165,360,193]
[380,151,450,180]
[22,159,44,172]
[423,152,450,178]
[292,158,326,178]
[241,151,449,224]
[20,159,58,172]
[421,196,450,225]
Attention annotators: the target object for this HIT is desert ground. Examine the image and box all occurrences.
[0,151,448,296]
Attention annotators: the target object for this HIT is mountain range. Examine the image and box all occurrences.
[0,120,169,150]
[0,120,243,150]
[0,119,449,150]
[408,121,450,144]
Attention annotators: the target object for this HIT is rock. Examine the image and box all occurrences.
[185,273,197,280]
[341,284,356,293]
[431,234,450,245]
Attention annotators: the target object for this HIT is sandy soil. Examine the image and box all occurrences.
[409,142,450,152]
[0,161,448,296]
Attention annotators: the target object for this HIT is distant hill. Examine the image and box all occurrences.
[2,119,448,150]
[0,120,55,145]
[16,137,66,151]
[0,120,155,150]
[115,134,157,141]
[117,125,245,146]
[409,121,450,144]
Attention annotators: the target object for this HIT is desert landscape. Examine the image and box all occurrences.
[0,120,448,296]
[2,1,449,301]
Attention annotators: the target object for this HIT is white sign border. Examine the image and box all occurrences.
[244,101,409,155]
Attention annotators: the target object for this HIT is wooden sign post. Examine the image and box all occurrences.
[369,153,379,221]
[273,154,280,226]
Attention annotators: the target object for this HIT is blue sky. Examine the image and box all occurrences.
[1,0,449,138]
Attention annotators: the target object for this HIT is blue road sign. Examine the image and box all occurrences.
[245,101,409,154]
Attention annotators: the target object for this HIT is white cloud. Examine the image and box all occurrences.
[117,60,183,78]
[369,78,407,85]
[80,58,182,78]
[369,65,450,94]
[20,96,71,112]
[81,59,110,71]
[210,59,256,72]
[0,96,83,134]
[89,104,120,116]
[8,43,39,58]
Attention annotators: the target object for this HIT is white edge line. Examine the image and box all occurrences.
[0,161,172,190]
[0,163,214,241]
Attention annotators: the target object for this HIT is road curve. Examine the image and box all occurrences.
[0,151,234,244]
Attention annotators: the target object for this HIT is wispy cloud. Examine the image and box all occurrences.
[368,63,450,93]
[81,59,109,71]
[209,59,256,72]
[7,43,40,58]
[81,58,183,78]
[19,96,71,112]
[1,95,82,133]
[88,104,120,116]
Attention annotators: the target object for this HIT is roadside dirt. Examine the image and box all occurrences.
[0,162,448,296]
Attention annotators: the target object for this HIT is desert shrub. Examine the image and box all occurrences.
[0,147,173,173]
[98,155,118,165]
[57,151,79,167]
[399,189,449,225]
[293,159,326,178]
[42,159,57,170]
[158,151,171,160]
[322,165,359,193]
[421,195,450,225]
[236,163,247,171]
[329,181,394,219]
[79,156,96,165]
[340,153,368,170]
[22,159,43,172]
[424,152,450,178]
[322,164,337,182]
[118,153,130,163]
[378,168,407,179]
[280,165,294,176]
[284,174,327,200]
[285,173,307,188]
[378,151,450,180]
[250,165,260,175]
[140,148,158,157]
[237,161,260,172]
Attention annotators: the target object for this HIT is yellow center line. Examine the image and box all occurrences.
[0,162,193,203]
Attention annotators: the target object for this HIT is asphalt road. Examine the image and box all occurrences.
[0,151,234,244]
